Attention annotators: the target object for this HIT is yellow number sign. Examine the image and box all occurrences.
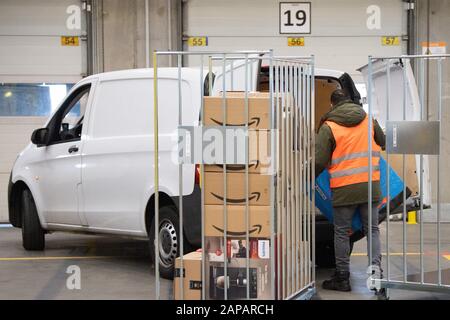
[61,36,79,46]
[188,37,208,47]
[381,36,400,46]
[287,37,305,47]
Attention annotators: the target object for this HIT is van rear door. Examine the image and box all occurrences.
[358,59,432,207]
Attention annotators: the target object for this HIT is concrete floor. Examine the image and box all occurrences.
[316,222,450,300]
[0,222,449,300]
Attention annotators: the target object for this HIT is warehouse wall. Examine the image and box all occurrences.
[416,0,450,220]
[0,0,86,83]
[183,0,406,82]
[93,0,181,71]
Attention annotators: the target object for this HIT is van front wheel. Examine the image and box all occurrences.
[21,189,45,251]
[149,205,192,279]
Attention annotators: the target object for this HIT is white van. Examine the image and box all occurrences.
[8,63,414,278]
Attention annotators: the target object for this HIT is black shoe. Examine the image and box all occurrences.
[322,271,352,292]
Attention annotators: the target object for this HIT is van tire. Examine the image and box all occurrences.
[149,205,192,279]
[21,189,45,251]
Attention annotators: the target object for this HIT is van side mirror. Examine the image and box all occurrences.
[31,128,49,146]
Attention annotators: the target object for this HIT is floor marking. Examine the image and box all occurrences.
[0,256,133,262]
[0,224,12,228]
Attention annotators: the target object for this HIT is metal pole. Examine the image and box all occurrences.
[311,56,316,290]
[294,62,300,291]
[367,57,373,270]
[209,57,213,96]
[250,59,254,91]
[306,61,312,285]
[290,63,295,293]
[200,54,206,300]
[177,53,184,299]
[230,60,234,91]
[301,64,309,287]
[281,61,287,298]
[301,63,306,289]
[268,50,276,300]
[221,54,228,300]
[369,53,450,59]
[385,60,391,291]
[402,59,407,282]
[286,62,292,296]
[244,53,250,300]
[437,57,442,285]
[155,50,272,56]
[153,52,160,300]
[419,58,425,284]
[275,59,282,299]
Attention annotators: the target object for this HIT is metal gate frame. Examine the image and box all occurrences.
[367,53,450,298]
[152,50,316,300]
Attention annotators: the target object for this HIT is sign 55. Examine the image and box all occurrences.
[188,37,208,47]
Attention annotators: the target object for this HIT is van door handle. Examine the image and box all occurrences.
[68,146,79,154]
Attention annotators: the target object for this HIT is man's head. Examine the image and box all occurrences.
[330,89,350,107]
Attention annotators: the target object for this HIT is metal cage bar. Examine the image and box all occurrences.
[367,54,450,298]
[153,51,315,300]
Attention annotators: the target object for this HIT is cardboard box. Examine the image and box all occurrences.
[174,251,202,300]
[206,258,271,300]
[229,239,270,259]
[204,172,271,205]
[206,238,270,261]
[220,91,270,98]
[315,79,340,129]
[204,205,271,237]
[204,237,273,299]
[204,129,272,174]
[203,94,270,129]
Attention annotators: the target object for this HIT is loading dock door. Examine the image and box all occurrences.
[0,0,86,222]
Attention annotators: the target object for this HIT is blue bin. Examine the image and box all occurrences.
[314,157,405,232]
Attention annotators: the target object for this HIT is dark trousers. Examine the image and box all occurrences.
[333,203,382,273]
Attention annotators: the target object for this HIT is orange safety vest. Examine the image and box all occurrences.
[326,115,381,189]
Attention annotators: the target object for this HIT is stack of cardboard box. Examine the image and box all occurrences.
[202,92,273,299]
[174,92,274,300]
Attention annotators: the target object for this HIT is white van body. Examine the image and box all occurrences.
[10,68,201,236]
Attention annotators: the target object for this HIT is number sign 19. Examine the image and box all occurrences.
[280,2,311,34]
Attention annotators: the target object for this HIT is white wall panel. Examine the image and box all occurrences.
[184,0,406,82]
[0,0,85,82]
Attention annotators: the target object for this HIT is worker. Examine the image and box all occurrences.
[315,89,386,292]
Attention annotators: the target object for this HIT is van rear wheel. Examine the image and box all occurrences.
[149,205,192,279]
[21,189,45,251]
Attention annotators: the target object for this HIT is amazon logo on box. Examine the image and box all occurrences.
[203,172,271,206]
[203,94,270,129]
[204,205,271,238]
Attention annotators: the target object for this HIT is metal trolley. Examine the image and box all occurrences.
[152,50,316,300]
[366,54,450,299]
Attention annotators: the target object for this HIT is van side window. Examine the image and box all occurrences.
[48,85,90,144]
